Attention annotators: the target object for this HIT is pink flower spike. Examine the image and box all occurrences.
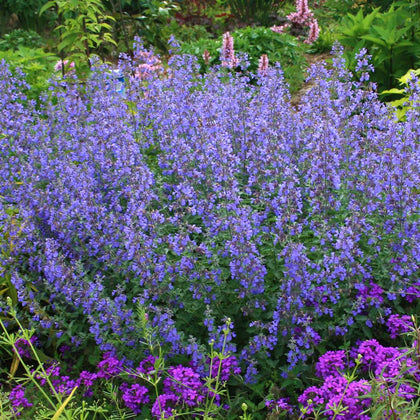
[258,54,269,76]
[287,0,314,26]
[221,32,237,68]
[271,24,289,34]
[203,49,211,65]
[305,19,320,44]
[54,59,76,73]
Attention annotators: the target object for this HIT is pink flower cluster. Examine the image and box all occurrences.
[287,0,314,25]
[54,59,75,73]
[271,0,319,44]
[221,32,238,68]
[134,51,163,80]
[306,19,320,44]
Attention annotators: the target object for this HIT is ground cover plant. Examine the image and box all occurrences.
[0,35,419,419]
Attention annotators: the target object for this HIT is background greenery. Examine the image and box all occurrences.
[0,0,418,97]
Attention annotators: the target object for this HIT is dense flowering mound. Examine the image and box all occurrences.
[0,41,419,400]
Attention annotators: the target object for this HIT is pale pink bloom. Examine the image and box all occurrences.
[271,24,290,34]
[288,0,314,25]
[54,59,75,72]
[258,54,269,76]
[134,51,163,80]
[203,49,211,65]
[304,19,320,44]
[221,32,238,68]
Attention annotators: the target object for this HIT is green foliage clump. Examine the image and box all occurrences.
[381,68,420,121]
[338,2,420,90]
[0,0,56,32]
[0,29,44,51]
[106,0,180,55]
[0,47,58,102]
[225,0,282,25]
[40,0,117,72]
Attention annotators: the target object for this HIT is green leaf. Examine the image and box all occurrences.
[360,35,387,48]
[39,1,57,16]
[381,88,404,95]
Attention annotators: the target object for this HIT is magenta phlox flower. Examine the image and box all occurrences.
[136,355,158,376]
[52,375,78,394]
[315,350,347,378]
[387,314,413,339]
[324,379,371,419]
[120,383,150,414]
[14,336,37,359]
[207,355,241,382]
[9,385,33,416]
[151,393,178,418]
[352,339,383,371]
[299,375,371,419]
[405,282,420,303]
[77,370,98,387]
[265,397,293,414]
[97,352,122,378]
[163,365,204,407]
[298,385,325,414]
[355,282,384,307]
[34,362,60,386]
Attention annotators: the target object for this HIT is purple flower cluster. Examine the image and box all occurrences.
[96,352,123,379]
[14,336,37,359]
[163,365,205,407]
[315,350,346,378]
[6,349,240,417]
[299,376,371,419]
[387,314,413,339]
[9,385,33,416]
[299,338,419,419]
[120,383,150,414]
[208,356,241,382]
[265,397,293,414]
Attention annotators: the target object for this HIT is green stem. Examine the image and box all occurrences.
[0,317,61,414]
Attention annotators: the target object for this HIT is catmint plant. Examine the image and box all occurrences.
[0,38,419,418]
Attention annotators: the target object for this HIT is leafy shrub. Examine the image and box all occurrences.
[0,42,419,417]
[225,0,283,24]
[104,0,180,55]
[1,0,55,32]
[381,68,420,121]
[40,0,117,72]
[338,3,420,90]
[0,47,58,101]
[0,29,44,51]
